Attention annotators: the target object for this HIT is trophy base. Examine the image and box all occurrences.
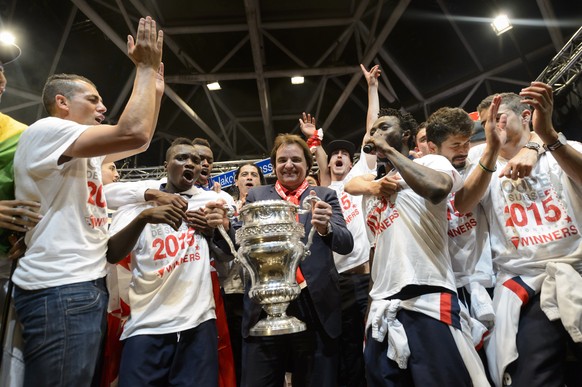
[249,315,306,336]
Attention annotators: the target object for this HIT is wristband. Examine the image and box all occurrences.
[478,159,496,173]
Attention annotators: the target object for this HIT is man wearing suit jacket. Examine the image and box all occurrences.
[206,134,353,387]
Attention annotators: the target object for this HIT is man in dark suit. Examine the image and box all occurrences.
[206,134,353,387]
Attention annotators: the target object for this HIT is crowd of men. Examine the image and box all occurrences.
[1,15,581,387]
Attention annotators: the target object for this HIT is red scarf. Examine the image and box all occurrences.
[275,179,309,206]
[275,179,309,288]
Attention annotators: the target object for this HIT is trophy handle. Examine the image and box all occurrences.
[299,194,321,259]
[217,204,239,261]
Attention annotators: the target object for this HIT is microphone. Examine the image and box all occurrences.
[363,143,375,154]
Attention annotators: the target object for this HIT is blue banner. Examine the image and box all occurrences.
[210,158,272,188]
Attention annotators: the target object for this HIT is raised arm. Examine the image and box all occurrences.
[521,82,582,186]
[454,95,502,214]
[64,17,164,159]
[299,112,330,186]
[105,63,165,163]
[368,137,453,204]
[361,64,382,170]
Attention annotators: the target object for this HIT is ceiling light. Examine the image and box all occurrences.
[491,14,512,36]
[291,76,304,85]
[0,31,16,45]
[206,81,221,91]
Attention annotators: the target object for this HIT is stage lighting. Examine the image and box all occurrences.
[291,76,304,85]
[491,14,512,36]
[0,31,16,45]
[206,81,221,91]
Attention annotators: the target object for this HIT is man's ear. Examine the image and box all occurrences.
[521,110,531,127]
[427,141,438,154]
[55,94,68,112]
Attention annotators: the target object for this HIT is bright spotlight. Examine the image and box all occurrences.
[206,81,221,91]
[291,76,304,85]
[0,31,16,45]
[491,14,512,36]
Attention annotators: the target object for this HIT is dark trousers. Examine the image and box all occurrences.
[224,293,244,386]
[241,289,339,387]
[364,308,472,386]
[505,293,582,387]
[119,319,218,387]
[338,272,369,387]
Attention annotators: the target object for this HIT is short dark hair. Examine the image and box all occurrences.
[235,163,266,185]
[166,137,193,161]
[426,107,474,147]
[270,134,313,176]
[42,74,96,115]
[192,137,211,148]
[477,93,531,118]
[378,107,418,150]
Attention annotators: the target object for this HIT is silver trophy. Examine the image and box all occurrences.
[218,195,319,336]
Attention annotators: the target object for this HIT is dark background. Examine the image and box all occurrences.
[1,0,581,167]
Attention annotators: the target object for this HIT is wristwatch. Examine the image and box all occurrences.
[523,141,542,154]
[543,132,567,152]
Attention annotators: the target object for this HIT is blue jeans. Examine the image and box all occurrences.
[14,278,108,387]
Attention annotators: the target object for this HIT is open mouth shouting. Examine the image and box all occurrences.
[182,169,196,183]
[199,168,210,180]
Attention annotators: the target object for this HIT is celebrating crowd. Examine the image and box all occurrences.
[1,15,581,387]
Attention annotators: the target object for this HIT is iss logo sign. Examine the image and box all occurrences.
[210,158,272,188]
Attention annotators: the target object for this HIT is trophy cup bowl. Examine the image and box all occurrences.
[222,198,318,336]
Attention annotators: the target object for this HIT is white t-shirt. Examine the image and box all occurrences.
[109,187,217,339]
[447,163,494,288]
[368,154,463,300]
[105,178,236,210]
[13,117,108,289]
[328,155,374,272]
[469,143,582,276]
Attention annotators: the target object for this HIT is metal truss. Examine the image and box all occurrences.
[536,27,582,95]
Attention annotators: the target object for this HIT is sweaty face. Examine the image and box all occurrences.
[101,162,120,185]
[194,145,214,184]
[328,149,352,179]
[275,143,308,190]
[236,164,261,196]
[436,134,471,170]
[165,144,201,193]
[63,80,107,126]
[370,116,404,155]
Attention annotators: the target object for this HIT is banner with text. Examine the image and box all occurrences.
[210,158,273,188]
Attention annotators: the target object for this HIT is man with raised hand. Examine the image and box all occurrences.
[12,16,164,386]
[345,111,489,386]
[455,83,582,387]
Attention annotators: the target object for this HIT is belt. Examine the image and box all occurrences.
[343,261,370,275]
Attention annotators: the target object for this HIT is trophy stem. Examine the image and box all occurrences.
[249,302,307,336]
